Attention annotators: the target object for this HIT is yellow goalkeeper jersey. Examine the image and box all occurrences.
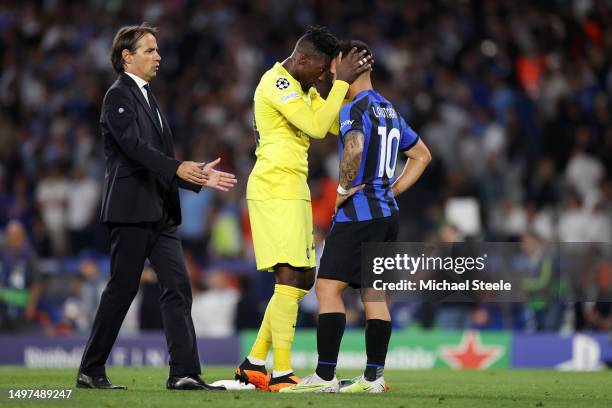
[246,62,349,201]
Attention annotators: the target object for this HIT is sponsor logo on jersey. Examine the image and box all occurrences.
[340,119,354,130]
[280,91,299,103]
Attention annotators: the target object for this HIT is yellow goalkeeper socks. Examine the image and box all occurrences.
[249,299,273,362]
[269,284,308,372]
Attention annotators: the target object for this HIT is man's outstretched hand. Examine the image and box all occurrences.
[200,158,237,191]
[176,158,237,191]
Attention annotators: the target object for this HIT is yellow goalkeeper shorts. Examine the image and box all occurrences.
[247,198,316,271]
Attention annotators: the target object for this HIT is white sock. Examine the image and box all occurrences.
[247,356,266,366]
[272,369,292,378]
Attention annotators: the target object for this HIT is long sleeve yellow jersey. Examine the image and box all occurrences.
[246,62,349,201]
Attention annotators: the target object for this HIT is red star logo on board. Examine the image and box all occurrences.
[439,331,503,369]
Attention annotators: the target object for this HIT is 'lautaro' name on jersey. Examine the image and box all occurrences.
[371,105,397,119]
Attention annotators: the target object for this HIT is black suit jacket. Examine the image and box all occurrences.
[99,73,201,224]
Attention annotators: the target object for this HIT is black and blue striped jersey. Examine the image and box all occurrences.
[335,89,419,223]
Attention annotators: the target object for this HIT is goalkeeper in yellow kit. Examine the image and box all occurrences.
[236,26,372,392]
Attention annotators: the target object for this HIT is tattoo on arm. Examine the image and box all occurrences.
[340,130,365,190]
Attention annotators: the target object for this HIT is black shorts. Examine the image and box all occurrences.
[318,213,399,288]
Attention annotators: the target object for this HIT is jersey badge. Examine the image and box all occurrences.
[275,77,290,90]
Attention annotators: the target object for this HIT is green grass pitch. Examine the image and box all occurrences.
[1,366,611,407]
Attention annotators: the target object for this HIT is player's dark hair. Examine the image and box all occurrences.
[297,25,339,58]
[338,39,373,59]
[111,23,158,73]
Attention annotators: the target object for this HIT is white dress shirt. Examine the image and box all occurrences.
[125,72,163,130]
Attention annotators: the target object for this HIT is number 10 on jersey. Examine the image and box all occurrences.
[377,126,400,178]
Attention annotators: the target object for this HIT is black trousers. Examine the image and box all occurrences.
[79,215,200,377]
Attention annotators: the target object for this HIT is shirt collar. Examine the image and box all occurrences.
[124,72,148,89]
[352,89,376,102]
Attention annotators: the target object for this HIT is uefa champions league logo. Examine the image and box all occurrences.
[276,77,290,90]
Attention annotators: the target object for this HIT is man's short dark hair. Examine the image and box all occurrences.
[110,23,158,73]
[338,39,373,60]
[296,25,339,58]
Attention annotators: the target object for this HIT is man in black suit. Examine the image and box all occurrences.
[76,23,236,391]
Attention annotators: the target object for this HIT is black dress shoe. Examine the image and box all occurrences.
[76,372,127,389]
[166,375,225,390]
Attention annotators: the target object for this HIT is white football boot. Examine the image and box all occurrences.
[279,372,340,393]
[339,375,389,393]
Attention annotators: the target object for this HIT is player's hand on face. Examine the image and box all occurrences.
[335,48,373,84]
[334,184,365,213]
[200,157,238,192]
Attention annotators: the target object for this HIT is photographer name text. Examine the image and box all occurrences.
[373,279,512,291]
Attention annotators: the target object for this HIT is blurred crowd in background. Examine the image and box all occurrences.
[0,0,611,336]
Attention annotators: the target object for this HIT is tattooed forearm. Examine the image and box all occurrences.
[340,130,365,190]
